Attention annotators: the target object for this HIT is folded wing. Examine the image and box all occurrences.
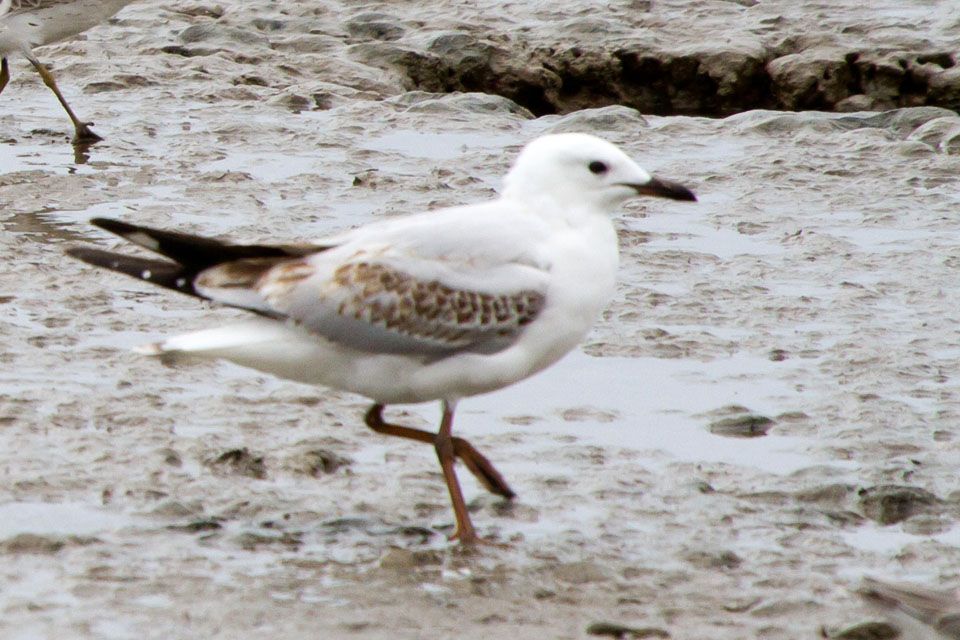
[68,218,549,358]
[198,247,548,357]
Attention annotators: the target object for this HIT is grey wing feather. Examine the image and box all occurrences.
[254,259,547,359]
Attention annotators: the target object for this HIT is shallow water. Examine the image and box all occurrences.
[410,350,820,475]
[0,501,140,537]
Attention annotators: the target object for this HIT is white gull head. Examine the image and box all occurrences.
[502,133,696,211]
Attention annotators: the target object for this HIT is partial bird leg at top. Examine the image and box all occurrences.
[364,404,515,499]
[0,58,9,95]
[25,53,102,143]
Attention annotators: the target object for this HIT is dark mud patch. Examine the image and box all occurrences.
[362,37,960,116]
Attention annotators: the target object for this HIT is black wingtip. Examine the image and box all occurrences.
[82,217,308,268]
[65,246,203,297]
[89,217,151,240]
[65,246,101,264]
[90,217,127,232]
[64,246,145,271]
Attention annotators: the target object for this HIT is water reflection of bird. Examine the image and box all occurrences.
[859,576,960,639]
[67,133,697,544]
[0,0,136,142]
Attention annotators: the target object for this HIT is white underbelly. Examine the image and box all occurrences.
[150,313,597,406]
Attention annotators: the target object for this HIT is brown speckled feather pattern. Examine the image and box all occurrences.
[327,261,543,347]
[195,257,294,290]
[198,256,546,353]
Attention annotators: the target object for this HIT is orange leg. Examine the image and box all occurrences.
[26,53,102,143]
[364,404,515,499]
[434,401,477,543]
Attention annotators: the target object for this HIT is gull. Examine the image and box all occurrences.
[67,133,697,544]
[0,0,137,142]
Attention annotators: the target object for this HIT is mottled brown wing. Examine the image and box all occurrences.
[246,258,548,357]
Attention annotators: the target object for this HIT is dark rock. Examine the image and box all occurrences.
[83,81,127,93]
[345,14,405,41]
[151,500,201,518]
[160,45,201,57]
[167,519,223,533]
[1,533,66,554]
[208,448,267,479]
[171,4,224,19]
[683,549,743,570]
[586,621,670,639]
[319,517,376,534]
[828,620,900,639]
[156,447,183,467]
[836,94,879,112]
[234,531,301,551]
[850,55,909,108]
[250,18,287,32]
[767,50,855,110]
[693,480,715,494]
[385,525,436,542]
[723,597,762,613]
[1,533,97,554]
[294,448,351,476]
[927,66,960,111]
[708,413,774,438]
[858,485,941,525]
[368,33,960,117]
[823,510,866,527]
[794,483,855,504]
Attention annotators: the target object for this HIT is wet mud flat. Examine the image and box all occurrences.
[1,1,960,638]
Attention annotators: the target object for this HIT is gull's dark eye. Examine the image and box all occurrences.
[588,160,608,175]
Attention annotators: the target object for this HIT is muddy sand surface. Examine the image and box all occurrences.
[1,1,960,638]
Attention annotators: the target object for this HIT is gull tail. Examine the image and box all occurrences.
[132,321,285,358]
[135,321,329,387]
[66,218,320,302]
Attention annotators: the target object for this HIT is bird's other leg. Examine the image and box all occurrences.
[434,400,477,544]
[363,404,515,499]
[0,58,9,96]
[26,53,102,143]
